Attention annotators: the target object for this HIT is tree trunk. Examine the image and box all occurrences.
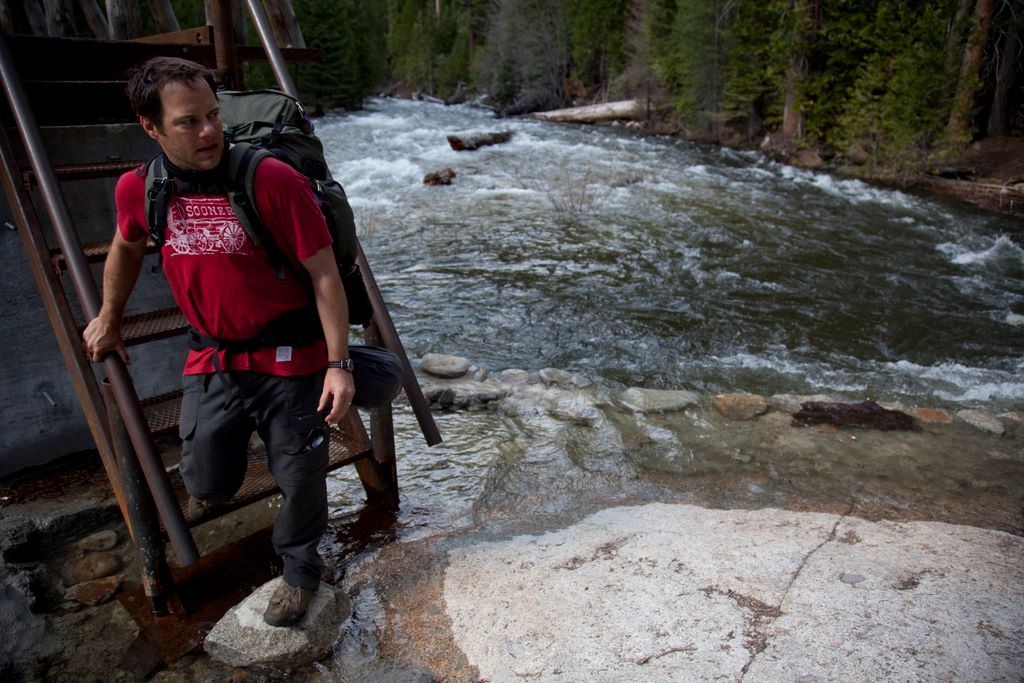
[947,0,997,143]
[943,0,973,99]
[146,0,180,34]
[781,0,820,145]
[77,0,110,38]
[24,0,48,35]
[43,0,76,36]
[986,18,1021,136]
[105,0,142,39]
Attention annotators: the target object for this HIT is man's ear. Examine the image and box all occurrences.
[140,115,161,140]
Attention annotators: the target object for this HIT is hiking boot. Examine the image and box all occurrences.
[263,581,315,627]
[186,496,227,524]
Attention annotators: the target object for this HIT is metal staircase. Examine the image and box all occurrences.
[0,0,439,642]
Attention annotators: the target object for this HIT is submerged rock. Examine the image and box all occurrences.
[956,409,1006,436]
[620,387,701,414]
[65,576,119,606]
[792,400,916,431]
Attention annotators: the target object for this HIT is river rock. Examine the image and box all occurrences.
[204,578,351,669]
[78,530,118,552]
[64,576,119,606]
[71,552,120,583]
[792,400,915,431]
[769,394,835,413]
[956,409,1006,436]
[911,407,954,424]
[713,393,769,420]
[499,369,531,386]
[421,353,471,379]
[447,131,512,151]
[620,388,701,414]
[549,397,602,426]
[539,368,591,389]
[423,168,458,186]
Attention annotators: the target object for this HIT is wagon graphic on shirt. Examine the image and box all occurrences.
[165,196,255,256]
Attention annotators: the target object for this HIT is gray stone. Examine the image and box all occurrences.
[473,367,490,382]
[78,529,118,552]
[0,516,37,561]
[65,576,120,606]
[443,504,1024,682]
[498,369,530,386]
[712,393,769,420]
[548,398,602,426]
[768,394,835,413]
[956,409,1006,435]
[620,387,701,414]
[204,578,351,669]
[0,571,47,674]
[539,367,591,389]
[420,353,471,379]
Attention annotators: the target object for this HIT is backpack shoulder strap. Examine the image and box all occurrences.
[142,154,172,245]
[226,142,275,250]
[226,143,308,288]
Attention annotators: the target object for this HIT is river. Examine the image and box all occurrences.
[317,98,1023,414]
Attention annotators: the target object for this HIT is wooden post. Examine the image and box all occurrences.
[105,0,142,39]
[77,0,110,39]
[262,0,304,48]
[209,0,242,89]
[146,0,180,34]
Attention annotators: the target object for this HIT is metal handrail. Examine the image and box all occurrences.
[0,30,199,566]
[243,0,441,446]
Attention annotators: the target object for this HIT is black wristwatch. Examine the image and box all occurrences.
[327,359,354,371]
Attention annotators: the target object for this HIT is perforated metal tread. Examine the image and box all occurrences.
[139,389,372,525]
[121,308,188,346]
[50,238,159,272]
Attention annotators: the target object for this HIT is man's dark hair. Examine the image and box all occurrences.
[125,57,218,124]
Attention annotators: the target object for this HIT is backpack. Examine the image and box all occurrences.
[142,88,372,326]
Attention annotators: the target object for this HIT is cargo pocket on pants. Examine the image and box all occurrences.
[178,378,202,441]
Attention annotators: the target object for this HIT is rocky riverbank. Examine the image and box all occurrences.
[1,354,1021,681]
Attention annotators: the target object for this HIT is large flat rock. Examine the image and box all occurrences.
[443,504,1024,681]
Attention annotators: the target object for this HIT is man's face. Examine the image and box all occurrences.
[141,79,223,171]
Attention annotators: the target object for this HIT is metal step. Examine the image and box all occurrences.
[139,388,372,525]
[23,159,145,187]
[50,238,159,273]
[122,308,188,346]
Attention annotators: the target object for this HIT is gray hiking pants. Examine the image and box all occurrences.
[178,345,402,590]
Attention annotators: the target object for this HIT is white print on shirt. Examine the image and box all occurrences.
[164,196,254,256]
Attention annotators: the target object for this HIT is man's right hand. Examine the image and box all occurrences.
[82,314,129,363]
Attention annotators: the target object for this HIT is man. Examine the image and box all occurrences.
[83,57,401,627]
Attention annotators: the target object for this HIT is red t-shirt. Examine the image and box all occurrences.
[116,156,332,376]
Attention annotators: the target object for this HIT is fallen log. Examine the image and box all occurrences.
[791,400,917,431]
[533,100,644,124]
[913,175,1024,215]
[447,131,513,151]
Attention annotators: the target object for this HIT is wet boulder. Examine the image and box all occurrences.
[424,168,458,186]
[447,131,512,151]
[713,393,769,421]
[792,400,916,431]
[421,353,471,379]
[204,578,351,669]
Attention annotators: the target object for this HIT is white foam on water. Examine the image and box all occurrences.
[937,234,1024,267]
[1006,312,1024,326]
[883,359,1024,403]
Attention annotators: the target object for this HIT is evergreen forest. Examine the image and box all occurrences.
[284,0,1022,177]
[8,0,1020,178]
